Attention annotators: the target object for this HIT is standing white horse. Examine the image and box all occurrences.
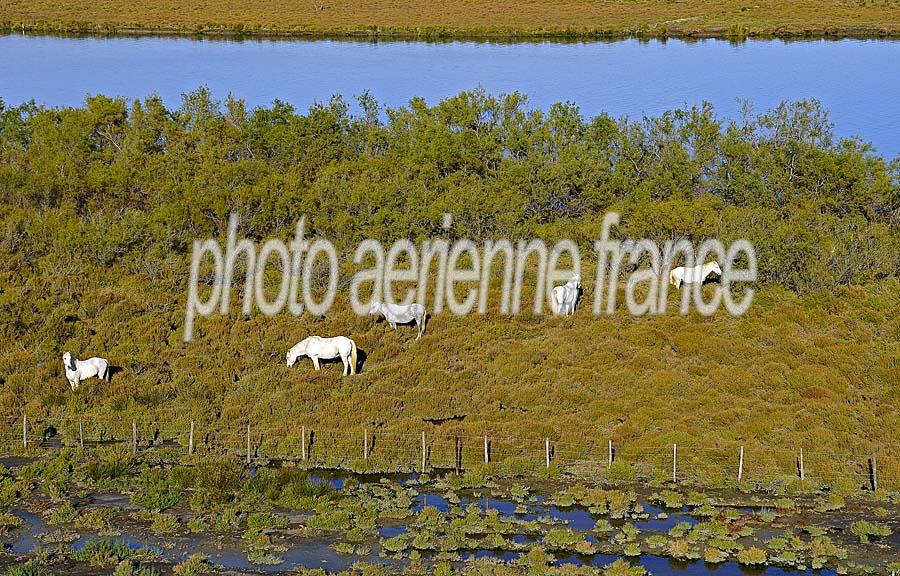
[62,351,109,391]
[551,274,581,316]
[669,261,722,288]
[286,336,358,375]
[369,301,427,339]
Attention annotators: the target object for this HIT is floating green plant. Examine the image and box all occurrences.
[703,547,729,563]
[649,490,683,509]
[542,527,595,555]
[737,546,767,566]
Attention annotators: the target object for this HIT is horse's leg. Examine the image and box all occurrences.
[312,357,320,371]
[341,355,349,375]
[416,319,422,339]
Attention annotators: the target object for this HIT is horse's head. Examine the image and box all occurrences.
[62,352,74,370]
[368,301,382,315]
[286,339,308,367]
[570,274,581,287]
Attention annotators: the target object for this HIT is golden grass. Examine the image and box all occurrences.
[2,0,900,38]
[3,256,898,491]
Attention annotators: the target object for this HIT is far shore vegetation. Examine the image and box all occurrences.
[2,0,900,40]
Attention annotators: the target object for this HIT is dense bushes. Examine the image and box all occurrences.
[1,89,896,292]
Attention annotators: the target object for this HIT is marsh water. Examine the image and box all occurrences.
[5,466,887,575]
[1,34,899,157]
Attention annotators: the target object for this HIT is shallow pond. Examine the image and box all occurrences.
[1,469,886,575]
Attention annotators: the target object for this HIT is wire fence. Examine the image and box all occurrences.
[2,415,894,491]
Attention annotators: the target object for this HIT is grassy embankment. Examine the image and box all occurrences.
[0,90,897,495]
[4,261,899,492]
[2,0,900,39]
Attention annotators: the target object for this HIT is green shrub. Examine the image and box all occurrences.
[112,560,159,576]
[849,520,891,543]
[173,554,213,576]
[72,539,135,567]
[130,469,180,511]
[46,501,78,525]
[74,507,118,530]
[4,561,48,576]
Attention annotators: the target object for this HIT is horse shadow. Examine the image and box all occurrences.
[374,315,429,339]
[312,349,368,374]
[355,348,368,374]
[107,366,125,382]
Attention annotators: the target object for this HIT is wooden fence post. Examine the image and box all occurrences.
[672,443,677,483]
[21,414,26,449]
[799,448,805,481]
[246,424,251,465]
[483,435,489,464]
[871,456,878,492]
[421,431,426,473]
[188,421,195,456]
[738,445,744,482]
[301,426,306,461]
[132,420,137,454]
[608,439,612,467]
[79,419,84,448]
[545,438,550,468]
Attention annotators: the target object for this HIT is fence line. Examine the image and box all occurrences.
[3,415,894,490]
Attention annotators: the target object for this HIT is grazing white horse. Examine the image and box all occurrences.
[286,336,358,375]
[368,301,427,339]
[669,261,722,288]
[551,274,581,316]
[62,351,109,391]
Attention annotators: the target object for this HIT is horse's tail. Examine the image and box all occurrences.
[421,306,428,336]
[350,340,358,375]
[669,269,677,286]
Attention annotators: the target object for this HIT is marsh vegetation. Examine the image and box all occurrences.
[0,451,897,574]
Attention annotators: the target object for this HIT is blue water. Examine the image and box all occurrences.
[0,34,899,157]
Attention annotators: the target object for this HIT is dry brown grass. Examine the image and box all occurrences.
[2,0,900,38]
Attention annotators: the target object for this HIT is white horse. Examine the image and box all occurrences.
[369,301,427,339]
[669,261,722,288]
[62,351,109,391]
[286,336,358,375]
[551,274,581,316]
